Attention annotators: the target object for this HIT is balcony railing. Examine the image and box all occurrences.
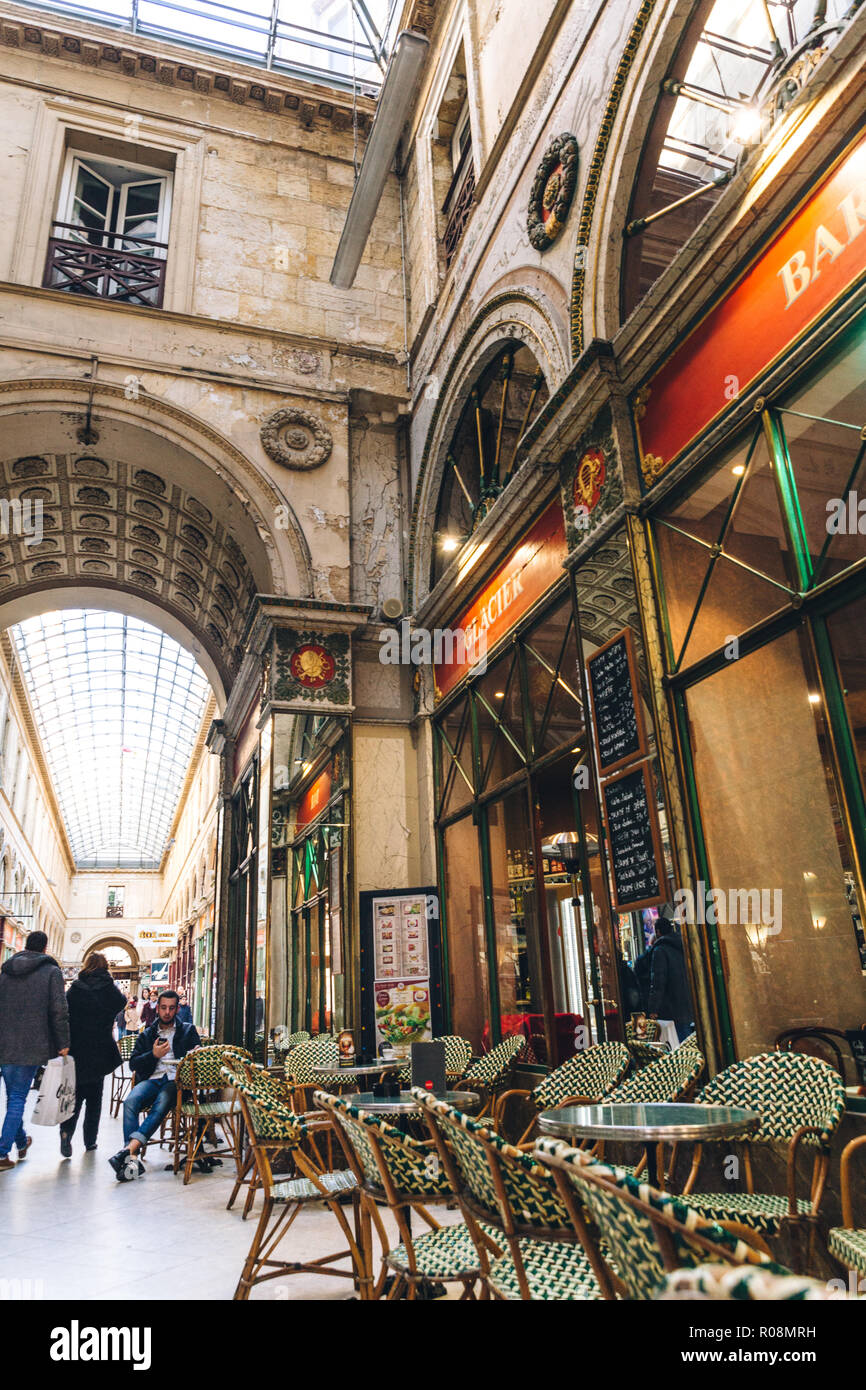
[43,222,168,307]
[442,147,476,270]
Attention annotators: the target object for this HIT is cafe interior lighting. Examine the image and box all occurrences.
[330,31,429,288]
[732,464,746,476]
[808,692,821,704]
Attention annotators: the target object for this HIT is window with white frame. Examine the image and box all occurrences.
[44,148,173,307]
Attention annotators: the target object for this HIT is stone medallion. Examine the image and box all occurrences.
[260,407,332,471]
[527,132,579,251]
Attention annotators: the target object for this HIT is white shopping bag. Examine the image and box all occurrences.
[31,1055,76,1127]
[655,1019,680,1050]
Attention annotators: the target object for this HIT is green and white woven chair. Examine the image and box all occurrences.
[590,1038,706,1182]
[392,1035,474,1088]
[315,1090,496,1300]
[283,1034,344,1111]
[679,1051,846,1246]
[494,1041,631,1145]
[828,1131,866,1279]
[109,1033,138,1118]
[270,1028,310,1067]
[657,1263,857,1300]
[535,1138,789,1301]
[414,1088,612,1300]
[172,1044,251,1186]
[221,1058,363,1299]
[461,1035,526,1120]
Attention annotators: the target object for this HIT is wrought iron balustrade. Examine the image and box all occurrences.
[43,222,168,307]
[442,150,476,270]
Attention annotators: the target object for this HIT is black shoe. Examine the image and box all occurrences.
[110,1149,145,1183]
[108,1147,129,1176]
[60,1133,72,1159]
[85,1143,97,1152]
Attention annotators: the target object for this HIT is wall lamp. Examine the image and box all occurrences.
[330,30,429,288]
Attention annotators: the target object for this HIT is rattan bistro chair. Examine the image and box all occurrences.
[535,1139,787,1301]
[494,1041,631,1145]
[109,1034,138,1118]
[315,1090,495,1300]
[828,1132,866,1280]
[283,1034,344,1111]
[679,1051,846,1247]
[589,1039,706,1183]
[415,1089,611,1300]
[221,1059,363,1300]
[658,1263,857,1300]
[461,1035,526,1120]
[172,1044,250,1185]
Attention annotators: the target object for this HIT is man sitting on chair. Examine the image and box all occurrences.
[110,989,200,1181]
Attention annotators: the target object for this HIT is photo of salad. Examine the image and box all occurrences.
[374,983,431,1049]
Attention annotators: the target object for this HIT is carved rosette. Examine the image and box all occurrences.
[527,132,579,251]
[260,407,332,471]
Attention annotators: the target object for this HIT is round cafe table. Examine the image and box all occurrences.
[311,1060,402,1079]
[350,1089,480,1115]
[537,1102,761,1187]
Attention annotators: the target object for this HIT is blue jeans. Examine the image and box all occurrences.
[0,1064,39,1157]
[123,1076,176,1147]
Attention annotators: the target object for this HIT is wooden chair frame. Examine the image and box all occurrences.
[322,1099,487,1302]
[535,1147,776,1300]
[230,1083,365,1300]
[419,1102,598,1301]
[172,1047,247,1187]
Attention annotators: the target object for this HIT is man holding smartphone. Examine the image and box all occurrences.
[109,989,200,1181]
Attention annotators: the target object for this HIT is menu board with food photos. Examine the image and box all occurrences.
[372,893,430,980]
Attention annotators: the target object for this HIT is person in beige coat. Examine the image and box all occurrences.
[124,998,142,1034]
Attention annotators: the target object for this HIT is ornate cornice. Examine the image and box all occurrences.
[0,2,376,132]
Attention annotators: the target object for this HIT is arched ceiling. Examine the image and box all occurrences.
[0,413,272,688]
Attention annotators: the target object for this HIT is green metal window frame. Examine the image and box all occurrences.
[433,583,601,1061]
[647,310,866,1064]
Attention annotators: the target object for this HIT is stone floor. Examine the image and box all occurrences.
[0,1079,464,1301]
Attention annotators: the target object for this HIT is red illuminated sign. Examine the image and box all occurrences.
[434,501,568,698]
[637,132,866,473]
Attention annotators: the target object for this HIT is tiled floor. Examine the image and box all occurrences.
[0,1079,464,1301]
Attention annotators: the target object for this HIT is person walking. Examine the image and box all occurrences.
[60,953,126,1157]
[0,930,70,1172]
[175,987,193,1025]
[124,997,141,1035]
[647,913,694,1043]
[139,990,157,1029]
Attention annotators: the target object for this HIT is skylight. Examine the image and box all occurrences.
[11,610,211,869]
[17,0,402,89]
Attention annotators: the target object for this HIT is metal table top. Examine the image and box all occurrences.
[537,1102,761,1144]
[350,1089,480,1115]
[311,1060,402,1077]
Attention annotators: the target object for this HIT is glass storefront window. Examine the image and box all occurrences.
[441,815,490,1053]
[486,786,547,1061]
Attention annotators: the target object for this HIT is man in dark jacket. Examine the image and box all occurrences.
[110,989,200,1180]
[0,930,70,1170]
[60,953,126,1156]
[647,915,694,1042]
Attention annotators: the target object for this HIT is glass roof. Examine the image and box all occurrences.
[10,610,211,869]
[17,0,401,89]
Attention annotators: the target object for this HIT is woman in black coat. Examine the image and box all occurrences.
[60,954,126,1156]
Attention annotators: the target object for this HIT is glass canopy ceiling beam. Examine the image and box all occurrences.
[14,0,402,90]
[11,610,211,870]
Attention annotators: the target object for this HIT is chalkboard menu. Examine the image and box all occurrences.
[601,761,666,912]
[587,628,647,777]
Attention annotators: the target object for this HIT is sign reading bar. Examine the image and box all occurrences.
[637,131,866,474]
[601,761,666,913]
[587,628,647,777]
[434,502,568,698]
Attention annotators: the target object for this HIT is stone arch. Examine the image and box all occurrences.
[0,379,313,696]
[84,934,140,969]
[409,291,569,608]
[570,0,678,354]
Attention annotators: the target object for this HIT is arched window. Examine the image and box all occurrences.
[431,342,548,587]
[621,0,857,320]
